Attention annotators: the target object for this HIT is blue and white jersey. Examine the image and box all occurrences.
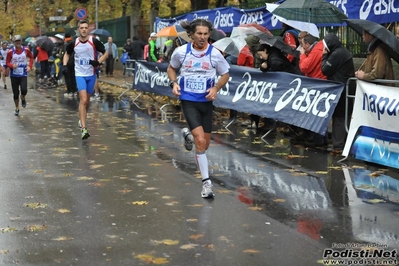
[170,43,229,102]
[9,46,29,77]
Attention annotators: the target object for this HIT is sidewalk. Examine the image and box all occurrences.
[0,79,326,265]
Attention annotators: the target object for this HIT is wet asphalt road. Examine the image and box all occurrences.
[0,74,398,265]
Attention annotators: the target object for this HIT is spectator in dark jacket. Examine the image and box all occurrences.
[130,37,145,67]
[321,33,356,153]
[256,44,301,75]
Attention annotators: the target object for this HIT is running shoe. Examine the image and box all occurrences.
[14,109,19,116]
[181,127,194,151]
[201,181,214,198]
[21,99,26,108]
[81,128,90,140]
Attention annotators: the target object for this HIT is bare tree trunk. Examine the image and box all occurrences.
[150,0,160,33]
[130,0,142,38]
[169,0,176,17]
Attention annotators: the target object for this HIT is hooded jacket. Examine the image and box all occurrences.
[321,33,355,117]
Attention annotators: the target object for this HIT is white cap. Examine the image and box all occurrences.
[14,35,22,41]
[150,32,157,37]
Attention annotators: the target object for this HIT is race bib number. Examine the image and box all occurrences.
[79,58,90,65]
[14,67,24,75]
[184,77,207,93]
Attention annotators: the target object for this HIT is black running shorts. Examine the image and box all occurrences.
[180,100,213,133]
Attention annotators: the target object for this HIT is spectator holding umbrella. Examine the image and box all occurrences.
[122,39,133,75]
[6,35,34,116]
[354,30,394,82]
[321,33,355,153]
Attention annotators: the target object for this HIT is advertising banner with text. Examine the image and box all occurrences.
[133,61,345,135]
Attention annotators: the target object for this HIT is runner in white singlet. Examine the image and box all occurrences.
[167,19,230,198]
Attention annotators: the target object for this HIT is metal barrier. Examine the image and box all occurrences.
[118,59,143,109]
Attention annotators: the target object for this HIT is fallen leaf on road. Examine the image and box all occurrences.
[243,249,260,253]
[365,199,386,204]
[180,244,199,250]
[273,198,286,203]
[286,154,308,159]
[248,206,262,210]
[52,236,74,241]
[0,250,9,254]
[0,227,18,233]
[189,234,204,240]
[151,239,179,245]
[186,219,197,222]
[118,189,132,194]
[27,225,49,232]
[315,171,329,175]
[25,202,48,209]
[149,163,162,166]
[90,164,104,169]
[187,204,203,207]
[58,209,70,213]
[130,201,149,205]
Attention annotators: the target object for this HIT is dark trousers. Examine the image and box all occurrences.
[105,55,114,75]
[40,60,51,79]
[64,66,77,93]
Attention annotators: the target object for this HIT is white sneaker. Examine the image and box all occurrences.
[181,128,194,151]
[201,181,214,198]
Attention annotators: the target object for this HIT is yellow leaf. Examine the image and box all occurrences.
[25,202,48,209]
[52,236,74,241]
[365,199,386,204]
[0,250,9,254]
[273,198,286,203]
[151,239,179,245]
[187,204,203,207]
[186,219,198,222]
[180,244,199,249]
[189,234,204,240]
[62,173,74,177]
[216,189,232,194]
[145,187,158,190]
[27,225,49,232]
[131,201,148,205]
[149,163,162,166]
[248,206,262,211]
[128,154,139,157]
[315,171,329,174]
[243,249,260,253]
[58,209,70,213]
[0,227,18,233]
[136,174,148,178]
[370,171,385,177]
[152,258,169,264]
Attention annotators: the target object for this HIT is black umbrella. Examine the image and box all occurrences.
[254,33,297,56]
[35,36,55,53]
[344,19,399,64]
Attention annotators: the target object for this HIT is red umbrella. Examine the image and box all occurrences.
[238,23,273,36]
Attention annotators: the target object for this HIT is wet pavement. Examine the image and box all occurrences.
[0,71,398,265]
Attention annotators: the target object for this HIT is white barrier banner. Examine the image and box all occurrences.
[343,80,399,169]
